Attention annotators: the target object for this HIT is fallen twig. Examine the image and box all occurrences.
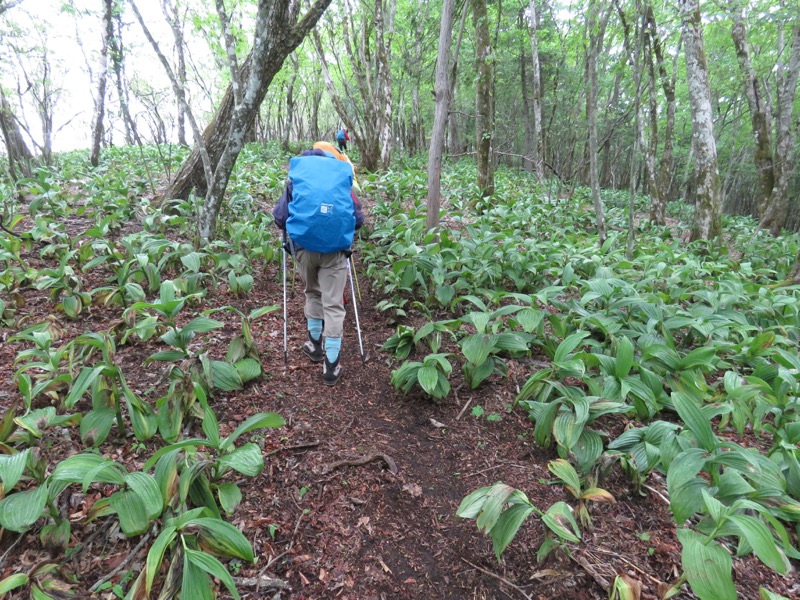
[593,547,664,586]
[643,483,670,505]
[569,552,611,591]
[233,573,290,591]
[319,453,398,475]
[464,464,501,478]
[0,533,24,572]
[90,525,157,592]
[67,519,114,565]
[455,387,473,421]
[0,222,22,238]
[287,512,305,552]
[265,440,320,457]
[460,558,532,600]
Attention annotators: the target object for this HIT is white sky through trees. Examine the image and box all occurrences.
[1,0,216,153]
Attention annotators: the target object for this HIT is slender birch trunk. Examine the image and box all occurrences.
[587,0,611,244]
[645,2,677,225]
[627,0,645,260]
[447,3,468,155]
[375,0,395,168]
[110,10,138,146]
[474,0,495,200]
[528,0,544,179]
[90,0,112,167]
[163,0,189,145]
[679,0,722,241]
[426,0,455,232]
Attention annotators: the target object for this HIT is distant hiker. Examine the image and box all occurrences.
[273,148,364,386]
[335,127,350,153]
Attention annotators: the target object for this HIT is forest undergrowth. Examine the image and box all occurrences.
[0,144,799,599]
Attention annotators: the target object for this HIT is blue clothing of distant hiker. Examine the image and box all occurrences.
[335,128,350,153]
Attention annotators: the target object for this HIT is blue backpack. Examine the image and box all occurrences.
[286,155,355,253]
[336,129,346,142]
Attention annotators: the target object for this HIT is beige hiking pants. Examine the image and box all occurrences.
[295,249,348,339]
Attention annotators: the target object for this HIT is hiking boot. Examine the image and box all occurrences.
[323,357,343,386]
[302,334,324,363]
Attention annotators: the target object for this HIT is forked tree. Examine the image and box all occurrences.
[730,4,800,236]
[157,0,332,244]
[312,0,396,173]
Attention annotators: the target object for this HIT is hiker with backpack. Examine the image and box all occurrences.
[273,148,364,386]
[335,127,350,153]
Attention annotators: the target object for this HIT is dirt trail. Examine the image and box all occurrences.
[239,258,608,600]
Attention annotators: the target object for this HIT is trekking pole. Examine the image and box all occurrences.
[346,258,367,364]
[288,238,297,295]
[350,254,362,302]
[282,242,288,363]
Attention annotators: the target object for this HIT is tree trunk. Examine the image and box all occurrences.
[474,0,495,199]
[197,0,333,243]
[759,23,800,236]
[163,0,189,146]
[643,12,658,208]
[793,249,800,283]
[680,0,722,241]
[283,53,299,150]
[426,0,455,233]
[111,9,138,146]
[447,2,468,155]
[730,8,774,221]
[375,0,396,168]
[645,3,676,225]
[410,86,421,156]
[310,86,322,139]
[627,0,645,261]
[587,0,611,244]
[35,51,54,165]
[0,88,34,179]
[520,30,533,172]
[528,0,544,179]
[215,0,242,104]
[165,0,332,204]
[311,0,394,172]
[90,0,113,167]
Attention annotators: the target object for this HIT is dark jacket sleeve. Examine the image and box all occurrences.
[273,181,292,230]
[352,190,364,230]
